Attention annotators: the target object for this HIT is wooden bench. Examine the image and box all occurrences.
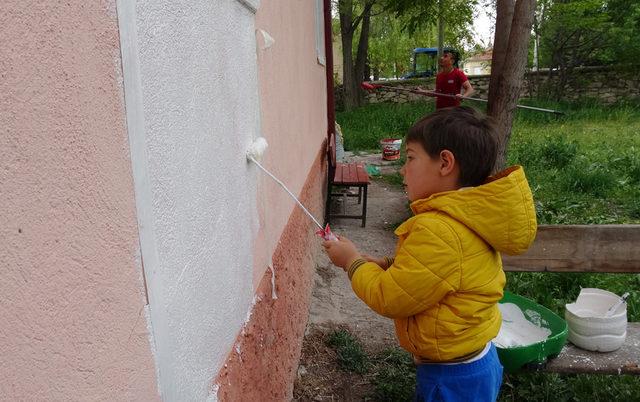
[502,224,640,375]
[326,133,370,227]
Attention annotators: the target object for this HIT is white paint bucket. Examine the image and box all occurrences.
[380,138,402,161]
[565,288,627,352]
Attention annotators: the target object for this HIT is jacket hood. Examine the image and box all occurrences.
[408,165,537,255]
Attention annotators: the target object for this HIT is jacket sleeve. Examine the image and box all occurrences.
[350,220,461,318]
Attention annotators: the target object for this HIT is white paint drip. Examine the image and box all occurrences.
[269,264,278,300]
[258,29,275,50]
[494,303,552,348]
[206,384,219,402]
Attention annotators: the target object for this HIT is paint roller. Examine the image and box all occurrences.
[361,82,565,115]
[246,137,338,241]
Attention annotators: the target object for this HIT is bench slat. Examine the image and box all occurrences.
[543,323,640,375]
[333,163,370,185]
[503,225,640,273]
[356,164,370,184]
[348,163,357,183]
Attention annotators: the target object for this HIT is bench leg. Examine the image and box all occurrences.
[325,182,333,224]
[361,184,368,227]
[357,187,362,204]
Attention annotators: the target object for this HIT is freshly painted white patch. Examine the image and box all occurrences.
[269,264,278,300]
[118,0,262,400]
[206,384,219,402]
[258,29,275,50]
[116,0,165,395]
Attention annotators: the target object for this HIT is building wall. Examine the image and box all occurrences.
[1,1,158,400]
[118,0,268,400]
[463,60,491,76]
[215,147,326,400]
[251,0,328,288]
[2,0,327,399]
[214,0,329,399]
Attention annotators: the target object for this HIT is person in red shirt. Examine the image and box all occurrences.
[418,50,475,109]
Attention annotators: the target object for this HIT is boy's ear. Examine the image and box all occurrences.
[439,150,457,176]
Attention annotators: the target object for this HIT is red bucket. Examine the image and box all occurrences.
[380,138,402,161]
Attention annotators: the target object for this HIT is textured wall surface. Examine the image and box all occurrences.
[212,2,329,399]
[251,0,328,288]
[0,1,158,399]
[215,146,326,400]
[118,0,265,400]
[2,0,326,399]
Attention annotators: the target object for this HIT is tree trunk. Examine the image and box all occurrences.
[339,0,374,110]
[340,1,358,110]
[354,7,372,85]
[487,0,536,170]
[437,0,444,59]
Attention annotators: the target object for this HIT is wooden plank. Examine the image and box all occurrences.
[356,164,370,183]
[348,163,357,183]
[334,163,370,185]
[503,225,640,273]
[542,323,640,375]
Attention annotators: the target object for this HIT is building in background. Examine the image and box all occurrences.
[463,48,493,75]
[1,0,333,400]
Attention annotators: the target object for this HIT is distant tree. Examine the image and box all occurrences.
[337,0,477,110]
[536,0,640,99]
[386,0,475,47]
[367,16,438,79]
[338,0,377,110]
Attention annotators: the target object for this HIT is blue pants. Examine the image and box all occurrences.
[414,343,503,402]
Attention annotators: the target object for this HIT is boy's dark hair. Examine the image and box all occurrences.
[406,106,498,187]
[443,49,458,64]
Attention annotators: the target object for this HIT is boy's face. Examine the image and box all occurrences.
[439,53,454,69]
[400,141,451,202]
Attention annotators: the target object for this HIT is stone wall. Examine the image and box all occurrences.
[354,65,639,106]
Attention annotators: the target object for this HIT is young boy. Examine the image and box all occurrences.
[323,107,537,401]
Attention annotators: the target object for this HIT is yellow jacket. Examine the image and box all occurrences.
[350,166,537,361]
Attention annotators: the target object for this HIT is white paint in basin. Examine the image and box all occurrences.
[494,303,552,348]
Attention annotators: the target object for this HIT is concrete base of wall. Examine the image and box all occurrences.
[214,143,328,400]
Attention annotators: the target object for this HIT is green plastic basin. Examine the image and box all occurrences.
[496,291,568,373]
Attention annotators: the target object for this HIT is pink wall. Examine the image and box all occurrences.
[216,146,327,400]
[253,0,328,287]
[212,1,330,399]
[0,1,158,399]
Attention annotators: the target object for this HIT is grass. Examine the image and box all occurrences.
[335,99,640,400]
[325,329,416,401]
[325,329,370,374]
[337,101,435,151]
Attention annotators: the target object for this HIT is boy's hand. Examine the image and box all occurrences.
[362,254,388,269]
[322,236,362,270]
[413,86,434,97]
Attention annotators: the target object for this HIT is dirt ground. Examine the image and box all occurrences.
[293,153,410,401]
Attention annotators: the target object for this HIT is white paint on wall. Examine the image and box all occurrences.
[117,0,262,400]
